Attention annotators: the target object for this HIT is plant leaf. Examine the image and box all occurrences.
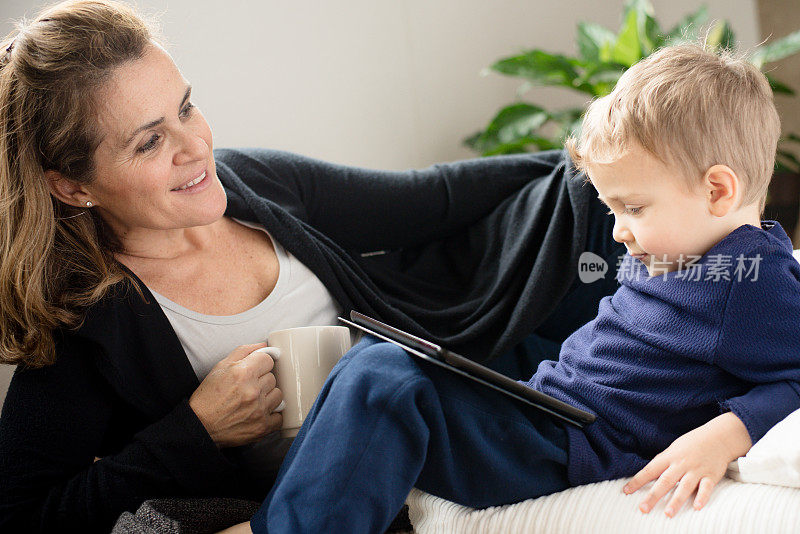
[640,11,664,55]
[575,61,626,96]
[766,73,796,95]
[577,22,616,63]
[465,103,551,154]
[463,131,484,152]
[776,149,800,174]
[490,103,550,144]
[490,50,580,87]
[705,20,736,53]
[483,136,562,156]
[612,5,643,66]
[783,133,800,144]
[626,0,662,55]
[551,108,586,142]
[750,29,800,69]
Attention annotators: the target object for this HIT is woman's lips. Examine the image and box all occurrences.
[171,169,210,193]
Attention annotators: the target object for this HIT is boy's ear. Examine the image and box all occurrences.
[44,170,92,208]
[702,165,739,217]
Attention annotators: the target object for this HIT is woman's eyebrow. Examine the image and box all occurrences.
[118,84,192,148]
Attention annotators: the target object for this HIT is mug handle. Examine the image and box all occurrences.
[252,347,284,413]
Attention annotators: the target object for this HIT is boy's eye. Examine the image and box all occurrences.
[606,206,643,216]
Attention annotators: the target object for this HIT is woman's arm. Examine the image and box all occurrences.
[0,344,240,532]
[215,147,570,252]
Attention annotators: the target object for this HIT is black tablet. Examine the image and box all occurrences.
[338,311,596,428]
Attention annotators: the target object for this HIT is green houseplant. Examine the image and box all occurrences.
[465,0,800,240]
[466,0,800,170]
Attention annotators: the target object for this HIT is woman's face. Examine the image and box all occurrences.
[86,42,226,248]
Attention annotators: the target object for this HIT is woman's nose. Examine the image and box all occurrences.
[173,127,208,165]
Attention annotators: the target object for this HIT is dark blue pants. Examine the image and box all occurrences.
[250,193,624,532]
[250,336,570,533]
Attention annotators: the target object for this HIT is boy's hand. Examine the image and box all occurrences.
[623,412,752,518]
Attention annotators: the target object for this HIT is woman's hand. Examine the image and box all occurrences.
[189,343,284,448]
[623,412,752,517]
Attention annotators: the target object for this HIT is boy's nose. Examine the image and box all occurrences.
[612,218,634,244]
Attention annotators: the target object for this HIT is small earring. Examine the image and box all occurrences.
[85,201,93,207]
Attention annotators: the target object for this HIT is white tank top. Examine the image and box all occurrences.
[146,218,343,473]
[148,217,343,381]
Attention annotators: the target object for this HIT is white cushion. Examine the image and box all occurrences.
[407,478,800,533]
[727,408,800,487]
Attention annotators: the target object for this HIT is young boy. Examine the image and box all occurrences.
[246,44,800,533]
[555,43,800,517]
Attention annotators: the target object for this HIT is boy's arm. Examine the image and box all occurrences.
[626,244,800,517]
[712,245,800,445]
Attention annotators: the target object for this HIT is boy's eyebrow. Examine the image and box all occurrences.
[597,194,647,205]
[118,84,192,149]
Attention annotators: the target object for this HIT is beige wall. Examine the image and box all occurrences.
[0,365,9,408]
[0,0,761,408]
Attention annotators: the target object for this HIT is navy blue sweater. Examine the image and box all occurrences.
[530,221,800,485]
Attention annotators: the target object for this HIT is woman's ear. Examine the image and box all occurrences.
[702,165,739,217]
[44,170,92,207]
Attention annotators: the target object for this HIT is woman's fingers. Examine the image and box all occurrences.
[266,411,283,434]
[258,371,277,392]
[694,476,718,510]
[244,347,279,377]
[664,473,700,517]
[226,342,269,363]
[264,386,283,412]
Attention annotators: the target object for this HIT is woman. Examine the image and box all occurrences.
[0,1,714,533]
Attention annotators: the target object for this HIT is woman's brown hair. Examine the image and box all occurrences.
[0,0,159,367]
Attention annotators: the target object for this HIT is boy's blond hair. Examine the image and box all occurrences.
[565,43,780,214]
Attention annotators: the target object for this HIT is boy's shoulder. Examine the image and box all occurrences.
[614,221,798,313]
[676,220,795,282]
[710,220,792,258]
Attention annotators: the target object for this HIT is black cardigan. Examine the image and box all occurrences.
[0,148,595,532]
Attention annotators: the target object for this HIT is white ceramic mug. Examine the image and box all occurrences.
[267,325,352,438]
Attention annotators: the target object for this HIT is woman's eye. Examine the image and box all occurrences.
[135,103,195,154]
[137,134,160,153]
[625,206,642,215]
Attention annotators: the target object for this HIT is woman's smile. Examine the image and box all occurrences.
[171,168,210,193]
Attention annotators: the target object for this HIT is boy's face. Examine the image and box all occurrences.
[588,144,722,275]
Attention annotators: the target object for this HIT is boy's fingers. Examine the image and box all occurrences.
[624,459,665,494]
[693,476,717,510]
[640,466,682,513]
[664,474,699,517]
